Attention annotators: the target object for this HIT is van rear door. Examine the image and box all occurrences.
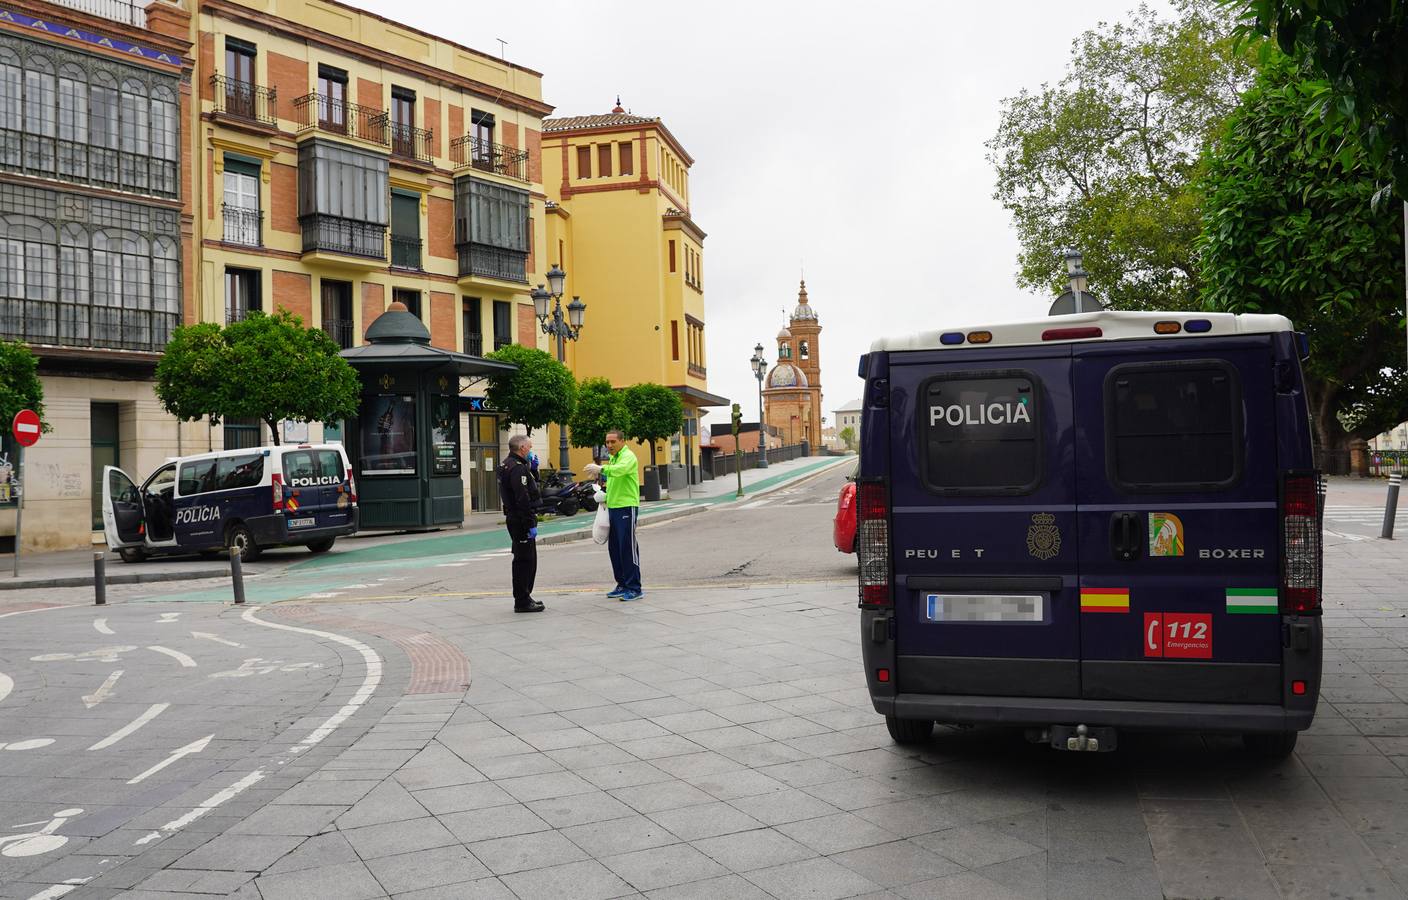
[101,466,146,549]
[887,345,1081,698]
[1072,338,1283,704]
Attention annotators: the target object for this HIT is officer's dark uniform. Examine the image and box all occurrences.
[497,450,543,612]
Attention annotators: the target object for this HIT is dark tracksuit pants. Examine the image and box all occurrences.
[607,506,640,592]
[506,515,537,607]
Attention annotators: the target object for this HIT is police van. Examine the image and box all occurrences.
[101,443,358,562]
[856,310,1322,757]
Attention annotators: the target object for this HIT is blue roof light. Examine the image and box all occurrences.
[1184,319,1212,333]
[939,332,965,346]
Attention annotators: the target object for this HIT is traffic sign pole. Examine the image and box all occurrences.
[10,409,41,577]
[12,442,22,577]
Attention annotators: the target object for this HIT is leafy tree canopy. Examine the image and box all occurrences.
[1197,51,1406,453]
[621,382,683,468]
[156,310,360,445]
[569,376,626,449]
[484,343,577,435]
[0,340,46,434]
[839,426,856,450]
[1234,0,1408,202]
[988,0,1254,310]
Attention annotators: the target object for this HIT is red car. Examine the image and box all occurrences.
[833,465,858,553]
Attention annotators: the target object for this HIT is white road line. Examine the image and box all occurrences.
[190,632,243,648]
[25,877,90,900]
[127,735,212,784]
[1325,528,1372,542]
[147,646,196,668]
[0,672,12,706]
[157,613,180,623]
[88,703,168,751]
[82,671,122,709]
[93,619,113,636]
[134,769,265,846]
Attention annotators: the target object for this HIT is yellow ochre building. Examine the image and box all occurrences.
[542,101,725,489]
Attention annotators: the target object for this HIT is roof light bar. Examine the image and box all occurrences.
[1154,321,1181,334]
[1184,319,1212,333]
[967,331,993,344]
[940,332,965,346]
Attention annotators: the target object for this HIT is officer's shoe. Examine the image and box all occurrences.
[619,590,642,602]
[514,601,546,613]
[607,587,627,598]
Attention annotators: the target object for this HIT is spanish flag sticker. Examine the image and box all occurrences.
[1080,587,1130,613]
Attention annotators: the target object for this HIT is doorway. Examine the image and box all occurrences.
[466,414,500,512]
[90,402,119,530]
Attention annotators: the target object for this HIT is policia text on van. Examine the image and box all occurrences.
[855,311,1322,757]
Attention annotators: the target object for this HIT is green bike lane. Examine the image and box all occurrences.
[143,456,848,604]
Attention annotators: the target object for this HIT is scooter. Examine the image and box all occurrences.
[533,469,585,517]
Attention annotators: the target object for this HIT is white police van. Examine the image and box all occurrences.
[102,443,358,562]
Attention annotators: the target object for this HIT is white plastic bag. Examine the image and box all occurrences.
[591,487,609,544]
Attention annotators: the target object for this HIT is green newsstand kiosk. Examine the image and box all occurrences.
[340,301,516,529]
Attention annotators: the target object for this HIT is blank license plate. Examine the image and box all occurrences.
[927,594,1044,623]
[288,517,315,528]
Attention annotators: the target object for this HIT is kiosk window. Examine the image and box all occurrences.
[215,453,263,491]
[178,459,217,495]
[1107,362,1241,490]
[921,374,1040,493]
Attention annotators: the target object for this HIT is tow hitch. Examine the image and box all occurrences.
[1026,724,1118,752]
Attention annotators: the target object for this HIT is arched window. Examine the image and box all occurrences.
[0,47,20,169]
[59,223,89,345]
[799,340,809,360]
[119,79,149,192]
[152,236,178,347]
[22,55,55,175]
[89,70,119,188]
[149,84,177,197]
[779,342,790,360]
[57,63,88,181]
[0,216,57,341]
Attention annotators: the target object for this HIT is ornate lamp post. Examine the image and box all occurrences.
[750,342,769,468]
[531,264,586,470]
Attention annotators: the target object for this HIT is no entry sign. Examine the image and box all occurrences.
[12,409,40,447]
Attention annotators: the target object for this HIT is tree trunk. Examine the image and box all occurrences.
[266,418,280,446]
[649,441,657,468]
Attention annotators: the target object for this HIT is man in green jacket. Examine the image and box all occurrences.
[584,428,642,600]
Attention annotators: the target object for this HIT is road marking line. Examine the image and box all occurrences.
[0,739,54,751]
[88,703,168,750]
[127,735,212,784]
[135,769,264,846]
[157,613,180,623]
[26,878,90,900]
[191,632,243,648]
[0,672,11,705]
[93,619,113,635]
[147,646,196,667]
[82,671,122,708]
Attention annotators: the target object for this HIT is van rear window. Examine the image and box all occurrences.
[920,373,1040,493]
[1106,361,1242,491]
[178,459,217,495]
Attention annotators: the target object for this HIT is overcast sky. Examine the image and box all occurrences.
[359,0,1158,430]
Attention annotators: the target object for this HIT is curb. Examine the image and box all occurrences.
[0,566,231,592]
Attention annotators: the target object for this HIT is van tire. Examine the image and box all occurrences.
[118,547,147,564]
[1243,731,1298,759]
[226,523,262,562]
[306,538,335,554]
[885,715,934,744]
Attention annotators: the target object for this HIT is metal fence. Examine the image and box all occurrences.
[709,443,808,478]
[1369,450,1408,477]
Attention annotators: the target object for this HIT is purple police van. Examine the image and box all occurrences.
[856,311,1323,757]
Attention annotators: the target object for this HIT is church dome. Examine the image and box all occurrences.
[791,279,818,322]
[775,325,792,341]
[766,362,809,389]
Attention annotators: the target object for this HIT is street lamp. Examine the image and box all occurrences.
[750,342,769,468]
[1064,249,1088,314]
[534,264,586,471]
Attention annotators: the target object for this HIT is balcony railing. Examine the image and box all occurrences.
[226,306,261,324]
[450,136,529,182]
[300,214,386,260]
[390,235,422,270]
[292,93,389,147]
[456,243,527,283]
[48,0,145,27]
[211,76,277,127]
[0,300,174,352]
[465,332,483,357]
[221,204,262,247]
[322,318,355,350]
[389,123,434,164]
[494,336,511,351]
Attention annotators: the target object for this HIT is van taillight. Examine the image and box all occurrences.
[272,472,284,511]
[1280,471,1322,614]
[346,467,357,503]
[856,481,891,607]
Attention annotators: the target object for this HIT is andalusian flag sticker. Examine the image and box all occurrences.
[1226,588,1278,615]
[1080,588,1130,613]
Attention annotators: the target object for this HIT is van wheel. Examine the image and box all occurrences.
[118,547,147,564]
[886,716,935,745]
[1243,731,1298,759]
[306,538,335,554]
[226,523,262,562]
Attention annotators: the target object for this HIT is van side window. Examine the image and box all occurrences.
[920,373,1041,493]
[315,450,345,480]
[1106,361,1243,491]
[178,459,217,495]
[215,453,264,491]
[283,451,317,485]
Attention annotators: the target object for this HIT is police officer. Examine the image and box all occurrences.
[498,434,543,613]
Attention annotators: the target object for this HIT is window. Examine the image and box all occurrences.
[89,71,119,188]
[57,63,87,181]
[598,143,612,178]
[317,65,347,132]
[470,110,494,168]
[0,48,20,169]
[224,37,256,119]
[1106,361,1243,491]
[390,190,421,269]
[671,320,679,360]
[119,78,149,192]
[920,373,1041,494]
[463,296,482,355]
[492,299,511,349]
[222,156,261,246]
[390,86,415,158]
[668,240,676,272]
[23,56,55,176]
[320,279,352,348]
[315,449,346,482]
[149,85,177,196]
[576,145,591,179]
[297,140,389,258]
[453,177,529,282]
[393,287,421,318]
[215,453,264,491]
[282,450,316,484]
[799,340,809,360]
[178,458,219,495]
[224,418,261,449]
[225,267,260,322]
[619,141,633,176]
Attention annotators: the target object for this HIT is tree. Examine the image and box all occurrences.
[156,310,360,445]
[569,377,626,450]
[621,383,683,469]
[1235,0,1408,201]
[0,340,47,434]
[483,344,577,435]
[987,0,1255,310]
[1197,52,1407,463]
[839,426,856,451]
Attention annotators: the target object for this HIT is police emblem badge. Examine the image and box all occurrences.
[1026,512,1061,560]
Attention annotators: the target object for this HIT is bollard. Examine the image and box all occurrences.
[93,551,106,606]
[229,546,246,605]
[1382,474,1402,540]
